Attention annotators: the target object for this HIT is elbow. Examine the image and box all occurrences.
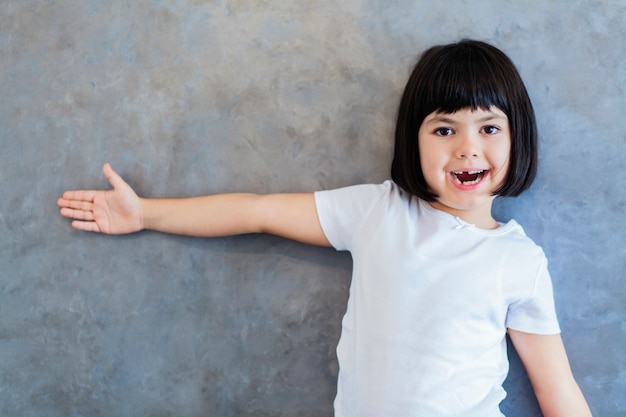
[534,379,592,417]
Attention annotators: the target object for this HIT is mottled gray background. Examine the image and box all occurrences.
[1,1,624,416]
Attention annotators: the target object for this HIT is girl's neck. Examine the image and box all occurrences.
[428,200,500,230]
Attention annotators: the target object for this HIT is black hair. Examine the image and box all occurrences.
[390,39,538,201]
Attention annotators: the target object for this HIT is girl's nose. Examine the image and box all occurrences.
[456,132,480,159]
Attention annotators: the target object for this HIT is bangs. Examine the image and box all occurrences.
[429,59,508,114]
[415,43,514,118]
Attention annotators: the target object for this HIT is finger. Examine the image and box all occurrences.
[57,198,94,211]
[57,197,69,207]
[60,207,95,221]
[102,163,127,190]
[71,220,102,233]
[61,189,97,203]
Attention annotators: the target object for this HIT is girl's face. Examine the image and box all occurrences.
[418,106,511,229]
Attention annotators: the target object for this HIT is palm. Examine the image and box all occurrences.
[58,164,142,234]
[92,185,140,234]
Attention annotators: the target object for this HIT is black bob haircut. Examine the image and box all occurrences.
[391,39,538,201]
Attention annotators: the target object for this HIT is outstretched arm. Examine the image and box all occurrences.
[508,329,593,417]
[58,163,331,247]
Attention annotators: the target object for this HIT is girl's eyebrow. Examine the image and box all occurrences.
[423,116,456,125]
[476,114,507,123]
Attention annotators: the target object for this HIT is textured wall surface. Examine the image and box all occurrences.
[1,1,624,416]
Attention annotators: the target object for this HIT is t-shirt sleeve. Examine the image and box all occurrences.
[314,181,392,251]
[505,256,561,335]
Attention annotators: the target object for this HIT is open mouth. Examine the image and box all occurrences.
[450,170,488,185]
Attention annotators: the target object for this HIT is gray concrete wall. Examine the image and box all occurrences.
[1,1,624,416]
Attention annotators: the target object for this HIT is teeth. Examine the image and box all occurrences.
[453,170,485,175]
[451,170,487,185]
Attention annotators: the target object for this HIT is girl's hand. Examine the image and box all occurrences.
[57,163,143,234]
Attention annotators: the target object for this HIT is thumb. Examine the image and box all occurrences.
[102,163,128,190]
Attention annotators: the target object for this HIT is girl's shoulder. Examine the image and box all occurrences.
[315,180,406,213]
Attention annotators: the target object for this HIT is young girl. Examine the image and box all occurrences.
[58,40,592,417]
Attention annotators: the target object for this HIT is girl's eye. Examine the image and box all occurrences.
[434,127,454,136]
[482,125,500,135]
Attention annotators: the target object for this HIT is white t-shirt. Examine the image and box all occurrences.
[314,181,560,417]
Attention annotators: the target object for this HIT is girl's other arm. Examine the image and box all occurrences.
[508,329,593,417]
[58,163,331,247]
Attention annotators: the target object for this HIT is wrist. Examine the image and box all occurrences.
[138,197,150,231]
